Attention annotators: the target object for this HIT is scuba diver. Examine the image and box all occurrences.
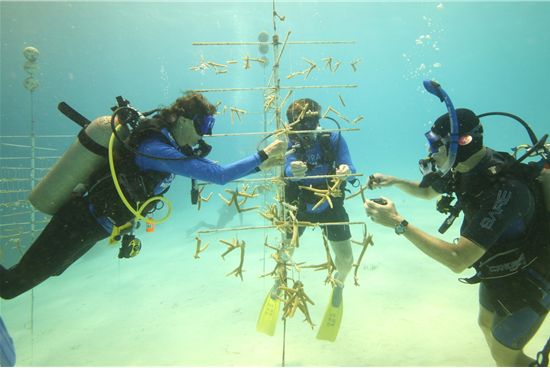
[0,91,285,300]
[365,81,550,366]
[257,98,357,341]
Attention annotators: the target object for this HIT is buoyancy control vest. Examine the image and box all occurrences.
[86,130,173,226]
[285,132,346,209]
[455,149,550,283]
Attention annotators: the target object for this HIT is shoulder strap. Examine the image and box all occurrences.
[78,129,109,157]
[319,133,336,171]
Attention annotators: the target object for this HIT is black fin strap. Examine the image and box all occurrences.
[78,129,108,157]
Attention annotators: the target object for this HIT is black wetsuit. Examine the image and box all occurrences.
[0,197,110,299]
[434,148,550,349]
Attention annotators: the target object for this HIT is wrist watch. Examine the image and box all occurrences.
[394,219,409,235]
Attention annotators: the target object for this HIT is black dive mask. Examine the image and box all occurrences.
[290,117,320,151]
[291,133,318,151]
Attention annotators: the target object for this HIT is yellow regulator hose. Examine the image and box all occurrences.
[108,129,173,225]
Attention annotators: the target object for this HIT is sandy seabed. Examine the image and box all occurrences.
[1,197,548,366]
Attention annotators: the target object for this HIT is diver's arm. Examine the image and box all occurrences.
[394,177,439,199]
[401,223,485,273]
[136,140,262,185]
[364,198,485,273]
[369,173,439,199]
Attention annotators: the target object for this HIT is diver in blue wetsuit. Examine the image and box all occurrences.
[259,98,357,341]
[284,99,357,260]
[365,83,549,366]
[0,91,285,300]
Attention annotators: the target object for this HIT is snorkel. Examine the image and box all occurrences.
[423,80,459,176]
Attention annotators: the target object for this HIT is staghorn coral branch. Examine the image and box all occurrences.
[346,183,368,202]
[194,237,209,259]
[351,223,374,286]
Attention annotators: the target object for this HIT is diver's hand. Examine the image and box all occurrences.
[258,139,286,171]
[263,139,286,158]
[364,197,402,228]
[336,164,351,177]
[290,161,308,177]
[367,173,397,189]
[259,155,285,171]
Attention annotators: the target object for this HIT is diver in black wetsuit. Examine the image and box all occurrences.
[365,105,549,366]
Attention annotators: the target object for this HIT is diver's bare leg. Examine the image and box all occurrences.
[478,305,535,366]
[329,239,353,285]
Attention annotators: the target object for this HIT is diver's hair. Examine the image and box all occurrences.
[286,98,321,124]
[127,91,216,147]
[157,91,216,124]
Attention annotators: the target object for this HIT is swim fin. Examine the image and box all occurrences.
[256,288,281,336]
[316,286,343,342]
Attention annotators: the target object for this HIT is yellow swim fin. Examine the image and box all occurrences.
[256,289,281,336]
[316,286,343,342]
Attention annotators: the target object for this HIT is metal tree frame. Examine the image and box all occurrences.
[187,1,376,354]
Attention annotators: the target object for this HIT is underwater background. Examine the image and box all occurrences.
[1,1,549,366]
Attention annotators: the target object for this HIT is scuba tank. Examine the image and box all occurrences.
[29,96,213,216]
[28,114,129,215]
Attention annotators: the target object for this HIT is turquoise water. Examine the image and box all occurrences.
[1,1,549,366]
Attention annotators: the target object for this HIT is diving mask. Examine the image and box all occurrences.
[290,117,320,150]
[193,114,216,136]
[425,130,446,154]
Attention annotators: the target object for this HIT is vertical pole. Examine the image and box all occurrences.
[30,93,36,239]
[271,2,288,366]
[29,90,36,363]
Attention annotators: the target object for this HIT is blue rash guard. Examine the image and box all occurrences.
[135,129,261,186]
[285,132,356,213]
[93,129,261,233]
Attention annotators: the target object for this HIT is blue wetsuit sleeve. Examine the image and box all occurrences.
[135,138,262,185]
[334,134,357,180]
